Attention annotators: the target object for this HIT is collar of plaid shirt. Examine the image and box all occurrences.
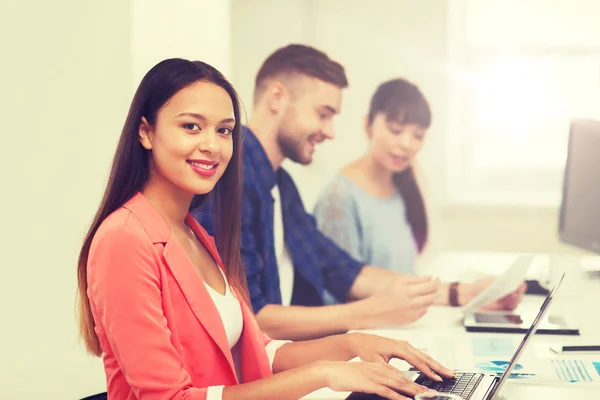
[243,127,278,190]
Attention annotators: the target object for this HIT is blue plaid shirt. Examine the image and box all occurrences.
[192,127,364,313]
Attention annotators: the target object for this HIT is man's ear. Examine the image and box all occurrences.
[138,116,153,150]
[266,81,290,116]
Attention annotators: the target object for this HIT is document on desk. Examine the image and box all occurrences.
[496,357,600,384]
[462,254,534,314]
[458,338,600,385]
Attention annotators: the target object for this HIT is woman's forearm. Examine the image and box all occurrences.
[272,334,354,373]
[256,302,367,341]
[222,362,325,400]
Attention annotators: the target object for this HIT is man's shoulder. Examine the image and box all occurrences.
[241,156,262,191]
[241,142,264,181]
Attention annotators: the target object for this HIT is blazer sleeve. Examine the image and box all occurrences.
[88,224,210,400]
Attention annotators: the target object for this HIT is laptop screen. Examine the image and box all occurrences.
[486,273,565,399]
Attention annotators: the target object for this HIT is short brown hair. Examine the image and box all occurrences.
[254,44,348,101]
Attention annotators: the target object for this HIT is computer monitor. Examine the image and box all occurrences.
[559,118,600,253]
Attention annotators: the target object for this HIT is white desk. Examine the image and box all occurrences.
[303,252,600,400]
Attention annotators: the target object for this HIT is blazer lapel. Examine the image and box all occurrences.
[123,193,237,380]
[186,215,272,382]
[162,230,236,380]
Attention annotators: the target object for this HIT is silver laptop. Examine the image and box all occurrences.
[346,272,565,400]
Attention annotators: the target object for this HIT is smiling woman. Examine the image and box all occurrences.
[77,58,247,356]
[138,81,237,196]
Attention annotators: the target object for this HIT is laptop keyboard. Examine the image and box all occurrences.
[418,372,484,399]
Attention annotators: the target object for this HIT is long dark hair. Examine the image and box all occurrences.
[77,59,246,356]
[367,78,431,252]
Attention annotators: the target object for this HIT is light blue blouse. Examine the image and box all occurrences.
[313,174,418,303]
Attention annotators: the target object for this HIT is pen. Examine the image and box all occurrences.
[561,345,600,351]
[563,346,600,351]
[550,345,600,353]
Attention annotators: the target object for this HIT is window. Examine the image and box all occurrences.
[445,0,600,207]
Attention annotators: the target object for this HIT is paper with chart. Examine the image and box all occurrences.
[462,254,534,314]
[466,337,600,385]
[436,336,600,385]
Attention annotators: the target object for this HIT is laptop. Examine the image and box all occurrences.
[346,272,565,400]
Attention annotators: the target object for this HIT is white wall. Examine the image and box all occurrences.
[230,0,310,121]
[131,0,232,86]
[0,1,132,398]
[229,0,587,259]
[0,0,231,398]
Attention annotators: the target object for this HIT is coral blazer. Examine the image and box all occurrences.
[87,192,272,399]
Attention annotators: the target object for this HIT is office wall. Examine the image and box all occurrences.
[131,0,232,86]
[0,0,231,398]
[230,0,310,122]
[0,1,132,398]
[230,0,585,260]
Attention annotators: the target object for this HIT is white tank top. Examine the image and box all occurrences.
[204,267,243,380]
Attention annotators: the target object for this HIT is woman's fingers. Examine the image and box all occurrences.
[367,363,431,398]
[414,349,455,378]
[389,341,454,380]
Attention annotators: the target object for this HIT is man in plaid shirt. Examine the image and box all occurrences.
[193,44,525,340]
